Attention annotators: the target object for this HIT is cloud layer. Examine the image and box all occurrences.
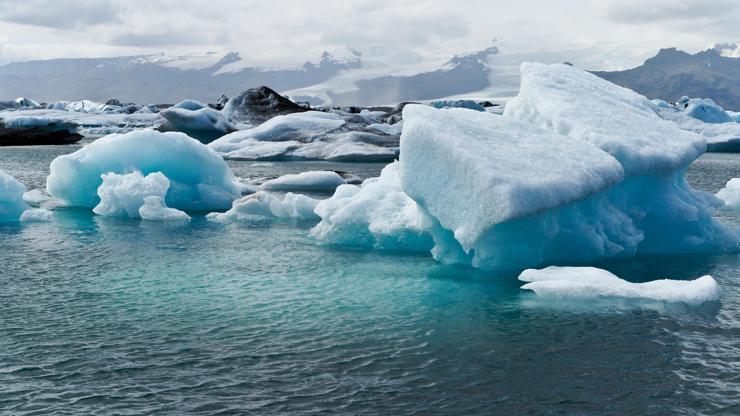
[0,0,738,65]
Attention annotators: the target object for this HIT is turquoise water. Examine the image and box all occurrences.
[1,146,739,415]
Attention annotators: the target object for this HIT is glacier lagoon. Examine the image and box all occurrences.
[1,143,739,414]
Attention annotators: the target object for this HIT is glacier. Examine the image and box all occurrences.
[518,267,720,305]
[47,130,241,211]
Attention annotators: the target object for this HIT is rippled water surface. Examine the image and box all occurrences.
[1,146,739,415]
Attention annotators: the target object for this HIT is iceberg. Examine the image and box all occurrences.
[159,106,236,143]
[683,98,732,124]
[394,63,735,270]
[655,105,740,153]
[0,170,28,222]
[311,162,433,251]
[518,267,720,305]
[717,178,740,210]
[171,99,206,111]
[261,171,347,193]
[47,130,241,211]
[20,208,53,222]
[208,191,319,222]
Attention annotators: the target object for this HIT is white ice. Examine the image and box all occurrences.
[311,162,433,251]
[261,171,347,193]
[47,129,241,211]
[208,191,319,221]
[93,171,171,218]
[139,196,191,221]
[0,170,29,222]
[518,267,720,305]
[716,178,740,210]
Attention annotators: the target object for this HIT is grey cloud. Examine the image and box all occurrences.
[109,32,213,48]
[0,0,121,29]
[604,0,740,24]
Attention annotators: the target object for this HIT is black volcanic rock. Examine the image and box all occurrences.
[594,48,740,111]
[223,86,309,125]
[0,127,82,146]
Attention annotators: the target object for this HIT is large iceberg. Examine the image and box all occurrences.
[518,267,720,305]
[158,105,236,143]
[311,162,433,251]
[392,63,735,270]
[47,130,241,211]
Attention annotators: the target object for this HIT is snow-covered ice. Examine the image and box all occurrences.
[518,267,720,305]
[47,130,241,211]
[683,98,732,124]
[717,178,740,210]
[208,191,319,221]
[261,171,347,193]
[311,162,433,251]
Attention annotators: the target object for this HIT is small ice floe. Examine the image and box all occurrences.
[716,178,740,210]
[20,208,53,222]
[207,191,319,222]
[518,266,720,305]
[260,171,347,193]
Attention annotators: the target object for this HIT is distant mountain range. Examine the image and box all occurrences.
[10,43,738,108]
[594,45,740,111]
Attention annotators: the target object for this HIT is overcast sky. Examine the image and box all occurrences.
[0,0,738,65]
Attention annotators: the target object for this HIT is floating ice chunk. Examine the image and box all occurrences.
[0,171,28,222]
[208,191,319,221]
[311,162,433,251]
[23,189,52,207]
[683,98,731,124]
[47,129,241,211]
[261,171,347,193]
[172,99,206,111]
[159,106,236,143]
[518,267,720,305]
[367,121,403,135]
[139,196,190,221]
[20,208,52,222]
[93,171,170,218]
[505,63,705,175]
[717,178,740,210]
[655,106,740,152]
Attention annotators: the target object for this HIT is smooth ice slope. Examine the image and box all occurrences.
[312,162,433,251]
[505,63,705,175]
[0,171,28,222]
[683,98,732,124]
[717,178,740,210]
[159,106,236,143]
[518,267,720,305]
[47,130,241,211]
[397,65,735,270]
[208,191,319,221]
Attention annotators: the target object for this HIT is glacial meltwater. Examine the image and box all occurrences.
[1,145,739,415]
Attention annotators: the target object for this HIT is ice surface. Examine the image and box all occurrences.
[159,106,236,142]
[367,121,403,136]
[430,100,485,112]
[93,171,171,218]
[505,63,705,175]
[208,191,319,221]
[0,109,161,136]
[172,99,206,111]
[655,106,740,152]
[261,171,347,193]
[311,162,433,251]
[22,189,51,207]
[518,267,720,305]
[0,170,28,222]
[47,129,241,211]
[717,178,740,210]
[139,196,191,221]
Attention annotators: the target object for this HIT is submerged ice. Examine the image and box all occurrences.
[518,267,720,305]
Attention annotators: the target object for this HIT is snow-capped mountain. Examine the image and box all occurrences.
[595,47,740,110]
[0,43,654,106]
